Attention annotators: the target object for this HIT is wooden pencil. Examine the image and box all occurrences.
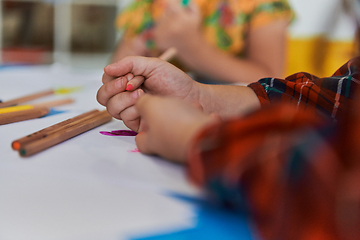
[0,98,74,115]
[0,105,34,114]
[19,110,112,157]
[11,109,100,150]
[32,98,74,108]
[0,107,50,125]
[159,47,177,61]
[0,89,55,108]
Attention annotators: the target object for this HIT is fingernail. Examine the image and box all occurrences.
[127,74,133,81]
[116,78,123,88]
[126,84,133,91]
[131,89,140,99]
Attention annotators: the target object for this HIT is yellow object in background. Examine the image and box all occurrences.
[285,0,358,78]
[55,86,83,95]
[286,36,357,77]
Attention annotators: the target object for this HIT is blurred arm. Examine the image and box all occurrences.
[175,20,289,84]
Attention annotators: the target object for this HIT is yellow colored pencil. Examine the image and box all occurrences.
[0,98,74,114]
[0,107,50,125]
[0,105,34,114]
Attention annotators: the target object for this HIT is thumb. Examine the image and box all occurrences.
[135,131,154,155]
[104,59,133,77]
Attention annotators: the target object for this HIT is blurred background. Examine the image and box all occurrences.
[0,0,131,68]
[0,0,358,73]
[286,0,358,77]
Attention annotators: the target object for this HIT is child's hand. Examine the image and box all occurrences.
[153,0,202,51]
[96,56,201,132]
[125,47,178,91]
[134,94,219,162]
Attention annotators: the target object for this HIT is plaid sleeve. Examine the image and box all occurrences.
[248,57,360,121]
[187,103,332,239]
[187,99,360,239]
[186,57,360,240]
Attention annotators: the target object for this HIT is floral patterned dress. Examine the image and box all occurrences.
[115,0,293,57]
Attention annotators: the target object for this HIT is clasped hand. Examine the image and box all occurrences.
[96,56,217,162]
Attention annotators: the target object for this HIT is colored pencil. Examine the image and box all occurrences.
[0,89,54,108]
[0,107,50,125]
[159,47,177,62]
[11,109,100,150]
[32,98,74,108]
[0,98,74,114]
[18,110,112,157]
[0,105,34,114]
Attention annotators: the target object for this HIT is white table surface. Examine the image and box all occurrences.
[0,63,202,240]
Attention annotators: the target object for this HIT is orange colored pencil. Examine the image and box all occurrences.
[12,109,100,150]
[0,107,50,125]
[19,110,112,157]
[0,89,54,108]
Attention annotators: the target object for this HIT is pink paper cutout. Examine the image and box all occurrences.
[128,148,140,153]
[100,130,137,136]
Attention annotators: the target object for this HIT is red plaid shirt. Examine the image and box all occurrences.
[187,57,360,240]
[249,57,360,122]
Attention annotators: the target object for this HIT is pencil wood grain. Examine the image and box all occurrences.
[33,98,74,108]
[158,47,177,61]
[11,109,100,150]
[19,110,112,157]
[0,107,50,125]
[0,89,55,108]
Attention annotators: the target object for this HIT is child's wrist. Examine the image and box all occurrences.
[197,83,214,115]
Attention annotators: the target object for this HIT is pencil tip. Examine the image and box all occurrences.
[19,149,26,157]
[12,141,20,150]
[55,87,82,95]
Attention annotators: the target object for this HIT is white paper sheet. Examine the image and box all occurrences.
[0,64,202,240]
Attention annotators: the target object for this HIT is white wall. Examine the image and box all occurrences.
[288,0,357,41]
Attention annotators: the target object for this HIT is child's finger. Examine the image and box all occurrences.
[124,73,134,82]
[135,131,154,155]
[102,73,116,84]
[97,76,128,106]
[106,89,144,120]
[126,76,145,91]
[102,72,133,85]
[123,117,141,133]
[120,105,140,122]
